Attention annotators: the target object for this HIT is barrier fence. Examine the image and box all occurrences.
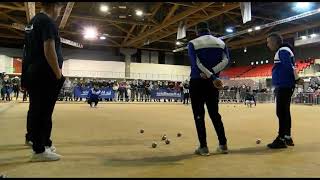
[2,87,320,105]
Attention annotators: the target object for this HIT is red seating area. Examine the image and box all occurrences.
[295,60,312,72]
[220,66,252,78]
[220,59,315,79]
[239,64,273,78]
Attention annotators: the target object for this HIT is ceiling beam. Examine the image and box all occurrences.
[121,25,136,45]
[106,37,120,46]
[59,2,75,29]
[0,4,25,11]
[165,2,195,7]
[24,2,35,23]
[230,34,295,50]
[126,2,215,47]
[12,2,23,7]
[0,11,24,24]
[111,22,135,38]
[138,3,162,35]
[201,9,209,16]
[69,15,156,26]
[228,21,320,48]
[226,11,302,26]
[225,13,238,24]
[162,4,179,24]
[136,3,240,48]
[60,30,127,39]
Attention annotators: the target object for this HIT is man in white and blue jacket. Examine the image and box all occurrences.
[267,33,304,149]
[188,22,230,156]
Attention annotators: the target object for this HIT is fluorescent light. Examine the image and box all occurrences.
[100,5,109,12]
[261,61,264,64]
[256,61,259,65]
[136,10,143,16]
[119,6,126,9]
[83,27,98,40]
[248,28,253,32]
[176,41,181,45]
[226,28,233,33]
[119,15,126,19]
[100,36,106,40]
[254,26,261,30]
[266,60,269,63]
[301,35,307,40]
[128,14,132,17]
[310,34,318,38]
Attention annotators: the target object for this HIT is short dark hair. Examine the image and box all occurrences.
[196,22,210,34]
[268,33,283,45]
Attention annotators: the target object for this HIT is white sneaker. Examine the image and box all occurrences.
[45,145,57,153]
[216,144,228,154]
[30,149,61,162]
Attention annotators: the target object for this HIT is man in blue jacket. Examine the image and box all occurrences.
[267,33,304,149]
[87,84,101,108]
[188,22,230,156]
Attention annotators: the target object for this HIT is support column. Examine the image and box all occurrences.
[120,48,137,79]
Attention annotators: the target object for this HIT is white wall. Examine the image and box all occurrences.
[130,63,190,81]
[0,55,13,73]
[62,59,126,79]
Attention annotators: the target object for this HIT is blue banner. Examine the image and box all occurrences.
[74,86,114,99]
[73,86,182,99]
[151,88,183,99]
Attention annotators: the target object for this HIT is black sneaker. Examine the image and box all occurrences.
[284,137,295,146]
[267,137,287,149]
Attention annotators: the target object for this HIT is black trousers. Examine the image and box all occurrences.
[13,86,19,100]
[190,78,227,147]
[183,93,189,104]
[23,90,28,101]
[88,98,98,106]
[26,73,65,153]
[275,87,294,137]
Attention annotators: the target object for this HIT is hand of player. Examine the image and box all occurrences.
[296,78,304,85]
[213,79,223,90]
[55,69,62,80]
[200,73,208,79]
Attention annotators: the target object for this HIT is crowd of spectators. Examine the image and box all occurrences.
[1,73,320,105]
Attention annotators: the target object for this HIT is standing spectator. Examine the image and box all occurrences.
[0,73,4,101]
[144,81,151,102]
[3,75,12,101]
[63,77,73,101]
[183,80,190,105]
[131,80,138,102]
[12,76,21,100]
[138,80,145,102]
[112,81,119,102]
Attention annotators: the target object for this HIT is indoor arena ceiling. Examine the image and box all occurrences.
[0,2,319,51]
